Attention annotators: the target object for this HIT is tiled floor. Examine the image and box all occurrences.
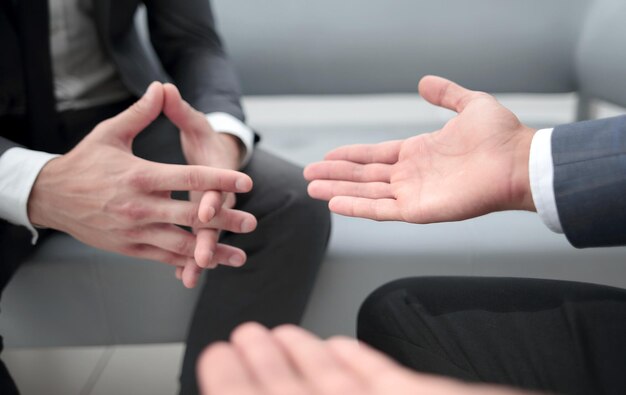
[3,94,625,394]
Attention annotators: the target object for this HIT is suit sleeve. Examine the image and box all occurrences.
[143,0,245,122]
[552,115,626,248]
[0,136,20,156]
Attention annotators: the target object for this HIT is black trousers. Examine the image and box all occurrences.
[0,100,331,394]
[358,276,626,395]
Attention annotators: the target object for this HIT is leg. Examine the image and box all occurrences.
[0,222,44,394]
[179,149,331,394]
[131,112,331,394]
[358,276,626,395]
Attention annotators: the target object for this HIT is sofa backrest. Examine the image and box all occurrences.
[576,0,626,108]
[213,0,589,95]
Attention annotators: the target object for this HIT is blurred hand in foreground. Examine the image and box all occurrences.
[198,323,539,395]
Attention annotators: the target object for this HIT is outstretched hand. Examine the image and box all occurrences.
[304,75,536,223]
[28,82,255,288]
[198,323,537,395]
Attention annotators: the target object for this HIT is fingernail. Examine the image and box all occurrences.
[204,252,214,267]
[203,207,216,222]
[228,255,244,266]
[241,218,255,233]
[235,178,250,192]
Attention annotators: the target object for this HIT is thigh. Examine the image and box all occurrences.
[357,276,626,395]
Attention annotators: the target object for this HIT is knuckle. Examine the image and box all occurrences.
[174,237,194,255]
[129,100,148,117]
[185,209,199,227]
[121,227,146,240]
[126,169,152,190]
[185,169,202,190]
[117,201,152,222]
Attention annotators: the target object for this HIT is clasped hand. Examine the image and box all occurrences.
[27,82,257,288]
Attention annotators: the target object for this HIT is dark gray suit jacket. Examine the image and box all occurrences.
[0,0,245,156]
[553,115,626,248]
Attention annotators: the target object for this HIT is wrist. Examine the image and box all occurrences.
[218,133,245,169]
[27,156,63,229]
[510,126,537,212]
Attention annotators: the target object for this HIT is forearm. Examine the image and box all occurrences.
[145,0,245,119]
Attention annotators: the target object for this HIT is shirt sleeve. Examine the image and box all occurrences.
[529,128,563,233]
[0,147,60,243]
[205,112,255,168]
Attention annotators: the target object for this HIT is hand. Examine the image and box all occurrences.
[304,75,536,223]
[27,82,254,288]
[198,323,537,395]
[163,83,256,287]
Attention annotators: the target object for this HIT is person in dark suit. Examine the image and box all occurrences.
[302,75,626,395]
[0,0,330,394]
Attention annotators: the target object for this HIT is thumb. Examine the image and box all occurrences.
[418,75,485,113]
[100,81,164,147]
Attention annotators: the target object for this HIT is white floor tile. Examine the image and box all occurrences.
[89,343,184,395]
[3,347,109,395]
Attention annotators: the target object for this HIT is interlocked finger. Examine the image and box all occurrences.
[199,190,223,223]
[124,243,192,268]
[195,228,219,268]
[197,207,257,234]
[126,223,197,257]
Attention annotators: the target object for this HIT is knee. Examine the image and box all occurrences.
[263,160,331,241]
[357,278,416,339]
[244,151,331,245]
[283,183,331,248]
[358,277,452,341]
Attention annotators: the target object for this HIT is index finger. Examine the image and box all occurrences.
[329,196,401,221]
[321,140,402,165]
[162,83,211,135]
[145,163,253,192]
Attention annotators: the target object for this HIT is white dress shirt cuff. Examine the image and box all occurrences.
[205,112,255,168]
[529,128,563,233]
[0,148,61,244]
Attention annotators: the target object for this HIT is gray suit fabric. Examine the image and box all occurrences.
[553,115,626,248]
[0,0,246,155]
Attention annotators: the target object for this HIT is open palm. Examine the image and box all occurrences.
[304,76,536,223]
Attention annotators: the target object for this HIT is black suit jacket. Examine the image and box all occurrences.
[0,0,245,155]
